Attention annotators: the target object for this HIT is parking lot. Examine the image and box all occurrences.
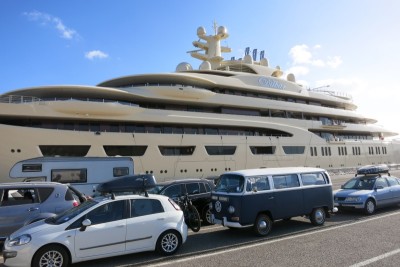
[2,171,400,267]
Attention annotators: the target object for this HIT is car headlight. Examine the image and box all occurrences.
[345,197,361,202]
[7,234,31,247]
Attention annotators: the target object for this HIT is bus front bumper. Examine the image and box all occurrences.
[211,215,245,228]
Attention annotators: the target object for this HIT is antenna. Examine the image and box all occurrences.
[213,20,217,35]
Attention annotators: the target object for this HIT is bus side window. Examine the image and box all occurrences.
[273,174,300,189]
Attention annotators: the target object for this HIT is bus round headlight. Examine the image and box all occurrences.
[228,206,235,214]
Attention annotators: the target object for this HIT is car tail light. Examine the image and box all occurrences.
[72,200,79,207]
[168,198,181,211]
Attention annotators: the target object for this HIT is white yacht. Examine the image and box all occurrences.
[1,25,400,183]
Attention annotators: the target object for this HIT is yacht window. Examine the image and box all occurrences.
[39,145,90,157]
[282,146,305,154]
[159,146,195,156]
[205,146,236,155]
[249,146,276,155]
[103,145,147,156]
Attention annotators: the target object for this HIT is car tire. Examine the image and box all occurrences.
[310,207,326,226]
[32,244,69,267]
[364,199,376,215]
[253,214,273,236]
[202,205,214,225]
[156,230,182,256]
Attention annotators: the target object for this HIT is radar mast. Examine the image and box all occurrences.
[190,22,231,69]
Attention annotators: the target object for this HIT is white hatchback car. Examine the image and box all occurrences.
[2,194,187,267]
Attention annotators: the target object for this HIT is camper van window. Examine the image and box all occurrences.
[113,167,129,177]
[22,164,42,172]
[51,169,87,184]
[246,175,270,192]
[272,174,300,189]
[300,172,327,186]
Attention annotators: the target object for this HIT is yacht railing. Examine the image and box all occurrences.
[0,95,138,107]
[309,89,353,101]
[0,95,42,103]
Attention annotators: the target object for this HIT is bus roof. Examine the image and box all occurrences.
[223,167,327,177]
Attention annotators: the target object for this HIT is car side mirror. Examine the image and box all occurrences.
[80,219,92,232]
[341,185,344,189]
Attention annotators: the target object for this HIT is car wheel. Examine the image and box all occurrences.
[156,230,182,256]
[364,199,376,215]
[310,207,326,226]
[32,245,69,267]
[253,214,272,236]
[202,205,214,225]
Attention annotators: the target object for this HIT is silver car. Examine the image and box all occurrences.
[0,182,85,241]
[334,164,400,214]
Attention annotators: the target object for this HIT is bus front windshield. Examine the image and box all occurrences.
[215,174,244,193]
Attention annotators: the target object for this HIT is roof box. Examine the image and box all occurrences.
[97,174,156,194]
[356,164,389,175]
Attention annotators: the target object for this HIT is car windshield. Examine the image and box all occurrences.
[215,174,244,193]
[45,199,99,225]
[342,177,376,190]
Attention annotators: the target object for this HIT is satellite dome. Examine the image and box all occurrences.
[176,62,193,72]
[197,26,206,37]
[199,61,212,70]
[260,58,268,66]
[287,73,296,82]
[243,54,253,64]
[218,26,228,35]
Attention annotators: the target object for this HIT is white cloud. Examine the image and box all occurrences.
[85,50,109,60]
[288,44,342,71]
[286,66,310,77]
[289,45,312,65]
[23,10,78,40]
[327,56,343,68]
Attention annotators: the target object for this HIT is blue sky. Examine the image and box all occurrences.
[1,0,400,138]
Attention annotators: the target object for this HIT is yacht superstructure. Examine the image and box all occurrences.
[1,25,400,183]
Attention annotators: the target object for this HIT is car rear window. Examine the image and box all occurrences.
[37,187,54,202]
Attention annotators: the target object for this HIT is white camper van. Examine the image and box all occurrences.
[9,157,134,196]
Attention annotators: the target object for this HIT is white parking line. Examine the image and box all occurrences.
[149,211,400,267]
[348,248,400,267]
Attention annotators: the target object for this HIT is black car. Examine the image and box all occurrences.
[149,179,215,225]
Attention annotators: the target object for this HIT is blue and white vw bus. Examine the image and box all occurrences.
[210,167,335,236]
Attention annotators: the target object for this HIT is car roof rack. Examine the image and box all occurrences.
[356,164,390,176]
[97,174,157,197]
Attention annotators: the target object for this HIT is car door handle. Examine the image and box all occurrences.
[116,225,125,228]
[268,197,274,200]
[157,218,165,221]
[28,207,39,212]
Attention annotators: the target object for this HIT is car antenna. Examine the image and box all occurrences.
[111,193,116,200]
